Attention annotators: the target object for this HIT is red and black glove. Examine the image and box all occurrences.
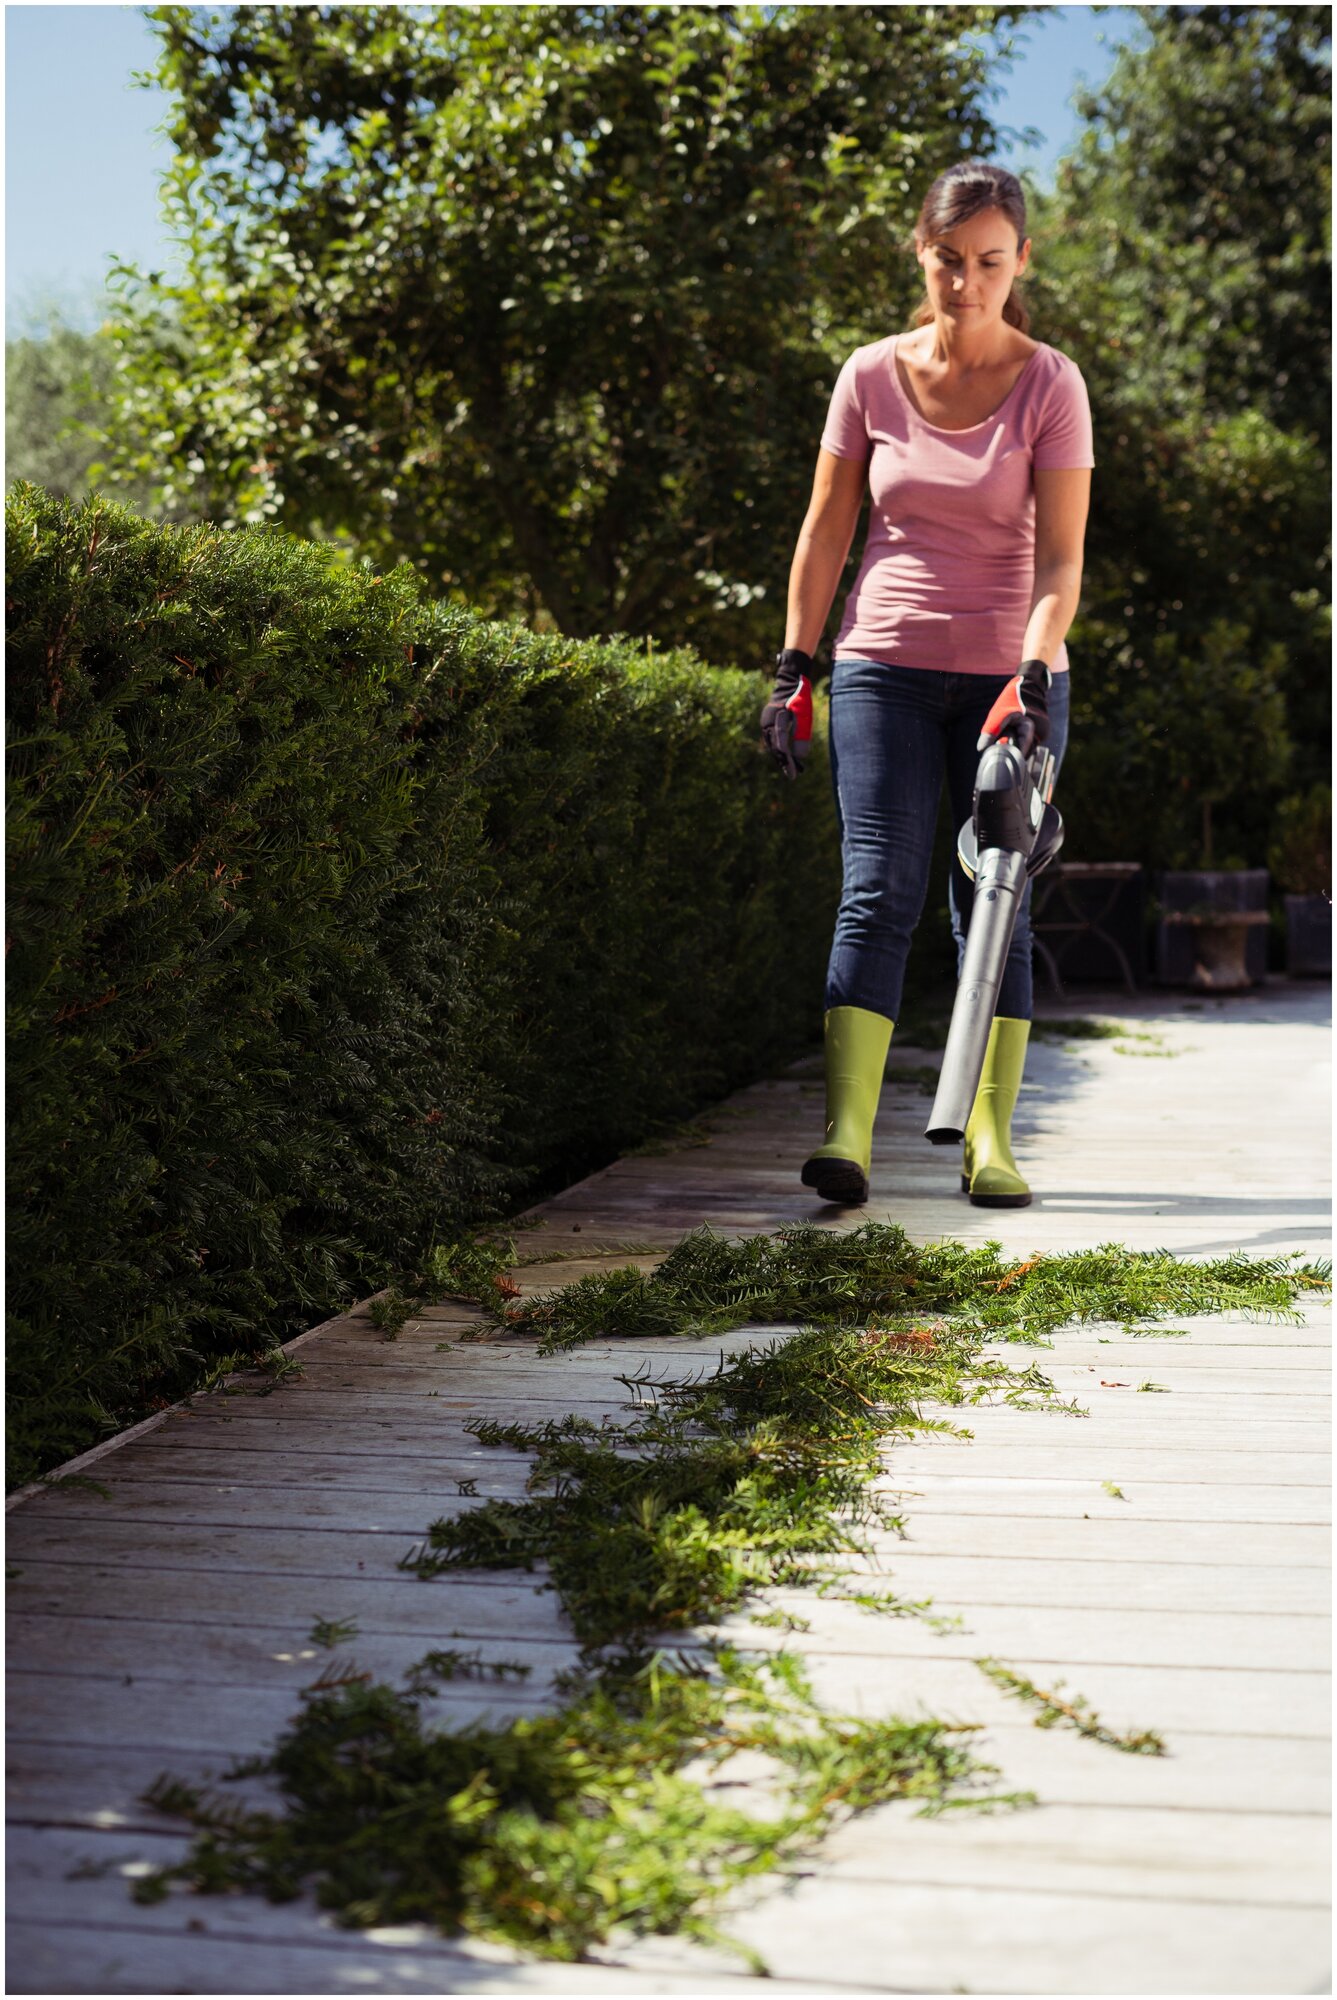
[760,648,814,779]
[977,658,1052,756]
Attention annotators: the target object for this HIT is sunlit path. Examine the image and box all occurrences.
[7,983,1330,1995]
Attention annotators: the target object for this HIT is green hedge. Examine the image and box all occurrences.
[7,486,839,1486]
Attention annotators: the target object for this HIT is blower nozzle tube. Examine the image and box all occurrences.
[924,729,1063,1149]
[924,846,1028,1144]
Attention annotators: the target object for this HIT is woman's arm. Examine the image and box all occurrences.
[1022,465,1092,666]
[783,449,867,656]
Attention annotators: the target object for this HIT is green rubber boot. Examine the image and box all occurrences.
[801,1005,894,1206]
[962,1016,1032,1208]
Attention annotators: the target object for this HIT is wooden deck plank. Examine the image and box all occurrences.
[78,1391,1333,1456]
[7,1809,1330,1931]
[15,1472,1328,1560]
[5,1536,1327,1677]
[10,1508,1328,1571]
[6,1559,1333,1715]
[8,1649,1332,1749]
[31,1392,1324,1455]
[334,1357,1334,1407]
[8,1526,1326,1609]
[10,1721,1329,1833]
[4,1919,848,1996]
[265,1343,1337,1378]
[642,1877,1332,1995]
[874,1476,1332,1523]
[815,1800,1331,1903]
[6,1832,844,1993]
[28,1451,1335,1523]
[77,1421,1332,1490]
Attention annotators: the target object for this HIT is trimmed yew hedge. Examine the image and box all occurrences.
[7,487,838,1486]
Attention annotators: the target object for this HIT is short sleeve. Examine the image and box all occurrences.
[820,352,869,461]
[1032,357,1095,470]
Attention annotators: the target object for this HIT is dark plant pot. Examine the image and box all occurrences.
[1031,863,1146,995]
[1284,894,1332,978]
[1155,869,1269,990]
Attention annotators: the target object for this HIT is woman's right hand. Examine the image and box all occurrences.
[760,649,815,779]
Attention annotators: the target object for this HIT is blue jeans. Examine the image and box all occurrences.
[824,660,1071,1023]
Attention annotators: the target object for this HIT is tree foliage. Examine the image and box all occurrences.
[1061,5,1328,445]
[49,3,1332,868]
[1027,5,1330,863]
[6,318,165,515]
[97,2,1030,659]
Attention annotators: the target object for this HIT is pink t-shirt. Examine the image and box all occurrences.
[821,334,1094,675]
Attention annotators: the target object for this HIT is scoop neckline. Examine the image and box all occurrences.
[892,334,1045,434]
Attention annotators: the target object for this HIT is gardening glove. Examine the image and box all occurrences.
[760,648,815,779]
[977,658,1052,757]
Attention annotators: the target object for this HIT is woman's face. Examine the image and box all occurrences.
[915,207,1030,329]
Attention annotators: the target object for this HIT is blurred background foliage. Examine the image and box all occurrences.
[7,2,1331,872]
[1030,5,1329,867]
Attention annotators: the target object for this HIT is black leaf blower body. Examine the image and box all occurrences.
[924,732,1064,1146]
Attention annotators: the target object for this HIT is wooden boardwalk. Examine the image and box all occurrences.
[7,981,1331,1995]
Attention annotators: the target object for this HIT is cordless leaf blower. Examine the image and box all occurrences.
[924,686,1064,1148]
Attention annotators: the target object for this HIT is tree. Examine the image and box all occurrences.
[6,286,196,520]
[6,316,157,510]
[1025,4,1330,860]
[1061,5,1329,446]
[98,3,1033,659]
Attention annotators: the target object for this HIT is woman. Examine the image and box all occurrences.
[761,161,1093,1209]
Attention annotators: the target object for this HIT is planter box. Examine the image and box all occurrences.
[1031,863,1146,996]
[1155,869,1269,989]
[1285,894,1332,978]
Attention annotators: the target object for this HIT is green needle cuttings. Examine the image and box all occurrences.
[135,1223,1327,1964]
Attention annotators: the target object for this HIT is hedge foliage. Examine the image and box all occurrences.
[7,486,838,1487]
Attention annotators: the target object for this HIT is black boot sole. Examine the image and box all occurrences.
[960,1171,1032,1208]
[801,1157,869,1206]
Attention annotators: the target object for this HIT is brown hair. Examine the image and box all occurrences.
[909,161,1031,334]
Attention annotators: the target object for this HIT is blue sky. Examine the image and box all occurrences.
[5,3,1148,338]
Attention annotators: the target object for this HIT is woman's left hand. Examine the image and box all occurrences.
[977,659,1052,755]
